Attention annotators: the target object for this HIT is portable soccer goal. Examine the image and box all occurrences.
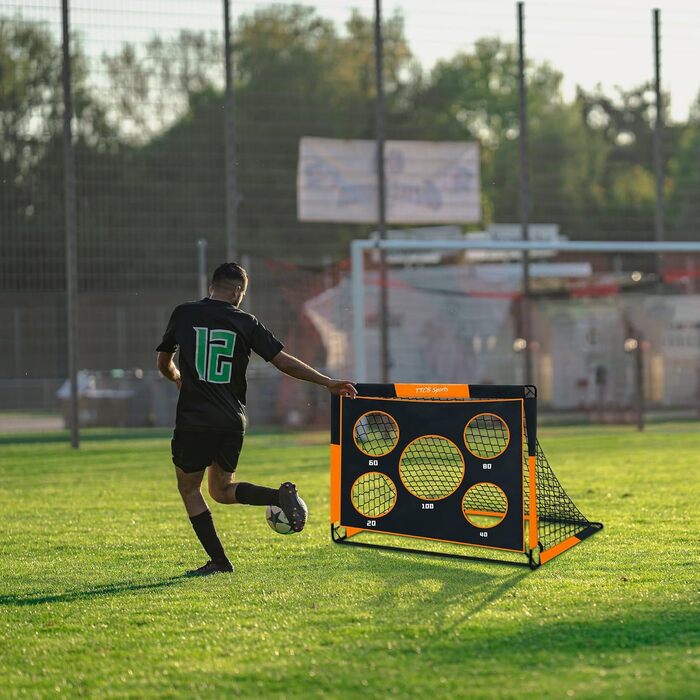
[330,383,602,568]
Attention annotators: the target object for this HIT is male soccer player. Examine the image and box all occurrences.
[157,262,356,576]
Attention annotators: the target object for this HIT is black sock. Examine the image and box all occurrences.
[234,482,280,506]
[189,510,229,565]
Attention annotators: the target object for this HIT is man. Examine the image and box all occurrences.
[157,262,356,576]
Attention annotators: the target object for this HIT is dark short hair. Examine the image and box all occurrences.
[211,262,248,288]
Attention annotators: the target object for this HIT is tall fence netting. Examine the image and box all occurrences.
[1,1,699,427]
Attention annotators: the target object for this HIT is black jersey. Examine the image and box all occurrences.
[156,298,283,432]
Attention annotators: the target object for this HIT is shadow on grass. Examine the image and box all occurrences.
[334,548,700,656]
[489,605,700,655]
[333,545,528,627]
[0,575,191,607]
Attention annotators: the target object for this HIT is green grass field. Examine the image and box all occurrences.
[1,424,699,698]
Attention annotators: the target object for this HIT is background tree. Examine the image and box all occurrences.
[667,93,700,240]
[576,84,683,241]
[0,18,112,291]
[398,38,599,230]
[102,30,223,142]
[2,7,695,296]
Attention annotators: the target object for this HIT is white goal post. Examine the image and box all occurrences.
[351,238,700,383]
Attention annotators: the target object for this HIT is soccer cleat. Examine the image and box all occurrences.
[278,481,307,532]
[185,559,234,577]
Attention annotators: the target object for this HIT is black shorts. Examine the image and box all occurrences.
[171,429,244,474]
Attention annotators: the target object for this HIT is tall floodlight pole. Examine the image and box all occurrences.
[223,0,238,261]
[652,8,665,278]
[374,0,390,383]
[61,0,79,448]
[517,2,533,386]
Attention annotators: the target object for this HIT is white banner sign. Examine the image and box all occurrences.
[297,137,481,224]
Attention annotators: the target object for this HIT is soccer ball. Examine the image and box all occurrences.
[265,498,307,535]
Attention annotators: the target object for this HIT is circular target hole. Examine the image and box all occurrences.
[462,482,508,528]
[351,472,397,518]
[399,435,465,501]
[464,413,510,459]
[353,411,399,457]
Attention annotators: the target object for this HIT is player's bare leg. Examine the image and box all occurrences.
[207,462,238,504]
[176,466,233,575]
[176,466,207,516]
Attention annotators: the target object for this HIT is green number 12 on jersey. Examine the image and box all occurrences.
[194,327,237,383]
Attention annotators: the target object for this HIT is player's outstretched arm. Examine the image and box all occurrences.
[157,351,181,390]
[270,351,356,398]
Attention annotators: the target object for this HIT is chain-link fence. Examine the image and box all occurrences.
[1,1,699,429]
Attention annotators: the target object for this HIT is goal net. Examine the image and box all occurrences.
[525,437,594,556]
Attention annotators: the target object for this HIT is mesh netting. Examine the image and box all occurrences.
[351,472,397,518]
[399,436,465,500]
[462,482,508,528]
[464,413,510,459]
[354,412,400,456]
[523,439,591,551]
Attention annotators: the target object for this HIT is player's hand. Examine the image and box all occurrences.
[174,376,182,391]
[326,379,357,398]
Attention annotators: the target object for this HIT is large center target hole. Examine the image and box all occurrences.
[399,436,465,500]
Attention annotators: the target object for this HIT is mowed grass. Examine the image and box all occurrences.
[1,424,699,699]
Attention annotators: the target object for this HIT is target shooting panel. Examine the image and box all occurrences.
[337,396,524,553]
